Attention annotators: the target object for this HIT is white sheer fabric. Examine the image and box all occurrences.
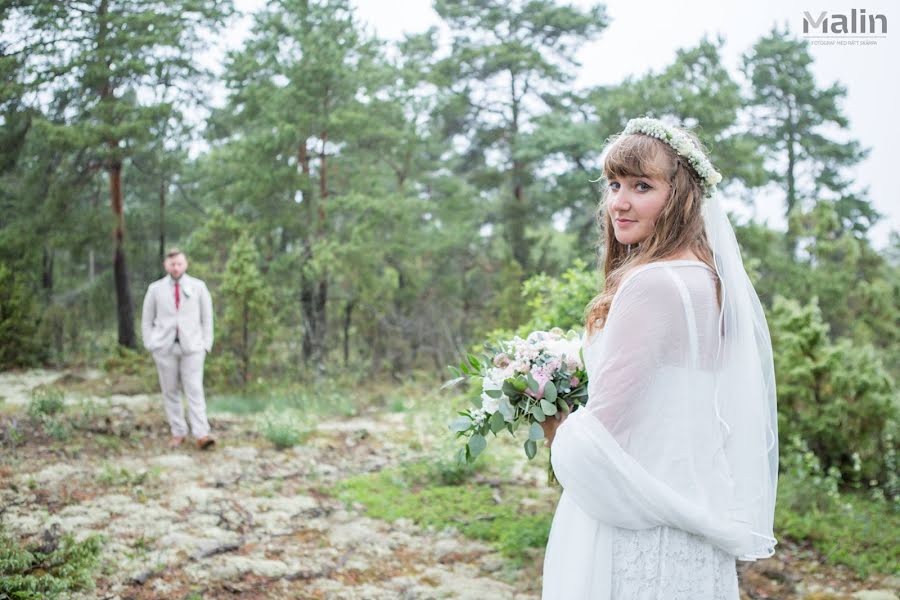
[542,260,755,599]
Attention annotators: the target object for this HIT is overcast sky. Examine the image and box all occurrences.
[212,0,898,249]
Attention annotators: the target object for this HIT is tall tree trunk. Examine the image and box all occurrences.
[785,100,799,256]
[98,0,135,348]
[297,138,318,368]
[110,156,136,348]
[41,245,53,301]
[507,74,529,271]
[242,301,250,384]
[159,176,166,266]
[312,130,328,371]
[299,266,315,365]
[314,271,327,368]
[343,299,354,367]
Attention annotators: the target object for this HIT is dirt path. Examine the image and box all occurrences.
[0,370,897,600]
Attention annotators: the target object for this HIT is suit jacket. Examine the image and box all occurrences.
[141,273,213,354]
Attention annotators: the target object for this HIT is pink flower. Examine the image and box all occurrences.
[525,370,551,401]
[570,376,580,387]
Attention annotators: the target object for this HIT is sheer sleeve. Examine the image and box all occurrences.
[584,266,694,438]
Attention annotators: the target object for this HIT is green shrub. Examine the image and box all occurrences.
[776,435,900,577]
[3,419,24,447]
[0,526,103,599]
[520,257,599,333]
[260,415,306,449]
[0,263,42,369]
[27,388,65,419]
[101,345,147,375]
[770,296,898,493]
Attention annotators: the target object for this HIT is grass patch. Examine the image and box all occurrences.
[97,464,161,488]
[209,388,358,418]
[775,440,899,578]
[776,473,899,577]
[332,460,552,565]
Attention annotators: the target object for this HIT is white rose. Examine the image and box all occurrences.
[481,393,500,414]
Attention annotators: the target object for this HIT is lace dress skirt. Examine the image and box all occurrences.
[611,525,739,599]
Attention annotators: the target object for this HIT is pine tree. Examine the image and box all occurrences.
[221,233,274,385]
[7,0,232,348]
[742,26,878,249]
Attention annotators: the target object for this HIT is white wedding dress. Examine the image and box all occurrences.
[542,260,751,599]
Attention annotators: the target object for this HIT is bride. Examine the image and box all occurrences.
[539,117,778,599]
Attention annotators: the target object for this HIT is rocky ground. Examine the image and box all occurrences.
[0,369,897,600]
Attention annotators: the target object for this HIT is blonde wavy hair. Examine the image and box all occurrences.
[584,127,721,337]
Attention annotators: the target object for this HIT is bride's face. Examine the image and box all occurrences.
[606,173,671,246]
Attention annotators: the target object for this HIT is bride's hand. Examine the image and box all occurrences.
[539,411,569,447]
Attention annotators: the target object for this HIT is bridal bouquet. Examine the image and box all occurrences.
[442,327,588,471]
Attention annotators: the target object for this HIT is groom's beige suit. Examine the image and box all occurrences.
[141,273,214,439]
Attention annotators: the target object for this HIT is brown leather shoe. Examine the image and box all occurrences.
[168,436,186,448]
[196,436,215,450]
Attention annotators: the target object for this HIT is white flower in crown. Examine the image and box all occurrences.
[621,117,722,199]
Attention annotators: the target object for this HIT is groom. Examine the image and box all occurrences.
[141,248,215,449]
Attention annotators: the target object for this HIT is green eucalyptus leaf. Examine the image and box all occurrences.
[498,396,514,421]
[528,422,545,441]
[490,411,506,434]
[449,416,472,432]
[540,399,557,416]
[524,439,537,460]
[468,433,487,459]
[544,380,557,403]
[440,376,467,390]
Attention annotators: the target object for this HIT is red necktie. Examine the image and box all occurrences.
[174,281,181,341]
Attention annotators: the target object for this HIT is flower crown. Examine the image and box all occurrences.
[621,117,722,199]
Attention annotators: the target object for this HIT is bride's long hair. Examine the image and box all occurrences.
[584,128,720,337]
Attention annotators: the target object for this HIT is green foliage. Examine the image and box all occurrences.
[2,419,25,448]
[770,296,898,492]
[334,461,550,564]
[101,346,154,376]
[27,387,65,419]
[35,303,68,367]
[99,345,158,394]
[477,258,597,349]
[26,388,71,441]
[520,258,599,333]
[0,262,42,369]
[209,387,357,418]
[434,0,609,270]
[220,232,275,385]
[743,26,875,241]
[0,527,103,599]
[98,464,160,488]
[260,413,307,450]
[777,437,900,577]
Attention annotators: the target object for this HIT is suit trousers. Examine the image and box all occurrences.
[151,341,210,439]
